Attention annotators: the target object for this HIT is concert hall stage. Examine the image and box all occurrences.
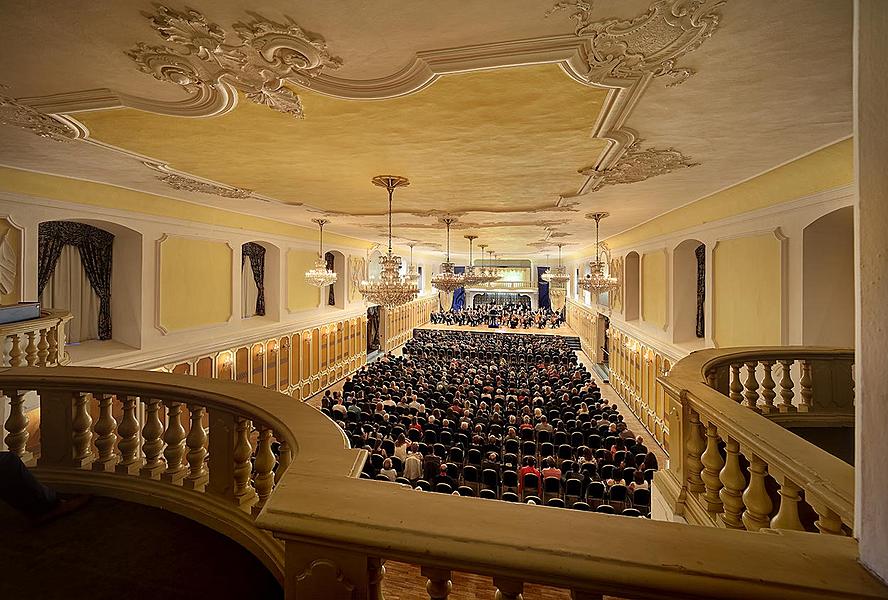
[418,322,578,338]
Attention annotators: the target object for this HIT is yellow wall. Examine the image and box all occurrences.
[0,218,21,304]
[642,251,667,328]
[0,166,371,249]
[713,234,783,346]
[573,138,853,255]
[159,236,232,331]
[287,249,321,312]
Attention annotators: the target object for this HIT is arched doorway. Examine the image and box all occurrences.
[672,239,705,343]
[803,206,854,346]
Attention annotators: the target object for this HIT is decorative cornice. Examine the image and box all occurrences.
[581,138,699,191]
[127,6,342,119]
[157,173,253,199]
[0,92,78,141]
[548,0,727,87]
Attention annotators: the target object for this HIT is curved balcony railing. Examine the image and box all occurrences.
[0,367,365,583]
[3,363,884,599]
[1,309,73,367]
[659,347,855,536]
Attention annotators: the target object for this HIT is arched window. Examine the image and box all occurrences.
[672,240,705,343]
[803,206,854,346]
[325,250,346,308]
[624,252,640,321]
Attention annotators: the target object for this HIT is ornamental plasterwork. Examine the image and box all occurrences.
[348,256,366,302]
[609,256,624,311]
[548,0,726,87]
[580,139,698,191]
[0,93,77,141]
[127,5,342,118]
[157,172,254,199]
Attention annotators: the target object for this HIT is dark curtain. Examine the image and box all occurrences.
[242,242,266,316]
[452,266,466,311]
[325,251,335,306]
[537,266,551,310]
[38,221,114,340]
[695,244,705,338]
[366,306,380,352]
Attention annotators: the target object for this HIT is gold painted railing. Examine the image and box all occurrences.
[658,347,855,536]
[1,309,73,367]
[380,295,436,352]
[0,367,364,583]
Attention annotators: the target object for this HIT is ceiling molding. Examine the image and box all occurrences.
[0,92,79,142]
[580,138,699,192]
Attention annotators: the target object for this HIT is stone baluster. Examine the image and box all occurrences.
[809,500,845,535]
[368,558,386,600]
[24,331,38,366]
[275,440,292,485]
[92,393,119,472]
[741,454,773,532]
[700,422,724,513]
[493,577,524,600]
[161,401,187,484]
[742,362,760,411]
[36,328,50,366]
[115,395,142,475]
[778,360,796,412]
[140,398,166,478]
[798,360,814,412]
[72,392,94,467]
[183,405,209,491]
[421,567,452,600]
[759,361,777,413]
[252,426,276,512]
[728,364,743,403]
[770,477,806,531]
[685,410,706,493]
[56,323,69,363]
[718,437,746,529]
[4,390,32,462]
[9,334,23,367]
[233,417,257,508]
[47,326,59,364]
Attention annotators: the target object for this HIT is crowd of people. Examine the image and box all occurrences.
[320,329,658,514]
[429,303,564,329]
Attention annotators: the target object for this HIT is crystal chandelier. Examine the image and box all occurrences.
[461,235,487,287]
[405,242,420,284]
[480,247,501,285]
[304,218,338,288]
[431,217,464,293]
[542,243,570,288]
[579,212,619,295]
[358,176,420,308]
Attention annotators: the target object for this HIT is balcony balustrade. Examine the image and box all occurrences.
[1,309,73,367]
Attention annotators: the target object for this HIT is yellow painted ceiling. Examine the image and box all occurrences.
[74,64,609,215]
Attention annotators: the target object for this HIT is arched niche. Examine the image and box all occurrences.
[324,249,346,309]
[241,240,280,319]
[672,239,705,343]
[624,252,640,321]
[803,206,854,346]
[39,219,143,348]
[368,249,383,280]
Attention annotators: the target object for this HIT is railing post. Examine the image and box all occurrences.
[741,453,773,532]
[700,422,724,513]
[161,401,187,484]
[4,390,32,463]
[207,408,237,501]
[421,566,452,600]
[685,409,706,494]
[778,360,796,412]
[92,393,119,472]
[759,360,777,413]
[233,416,258,509]
[770,476,805,531]
[140,398,166,478]
[742,362,760,412]
[24,331,38,366]
[252,426,276,514]
[36,328,50,366]
[116,395,142,475]
[728,363,743,403]
[798,360,814,412]
[183,404,209,491]
[718,436,746,529]
[493,577,524,600]
[809,497,845,535]
[9,333,23,367]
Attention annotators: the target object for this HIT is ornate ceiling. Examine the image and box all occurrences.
[0,0,853,257]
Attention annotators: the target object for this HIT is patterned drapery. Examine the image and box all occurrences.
[451,266,466,311]
[695,243,705,338]
[366,306,380,353]
[38,221,114,340]
[325,251,335,306]
[241,242,266,316]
